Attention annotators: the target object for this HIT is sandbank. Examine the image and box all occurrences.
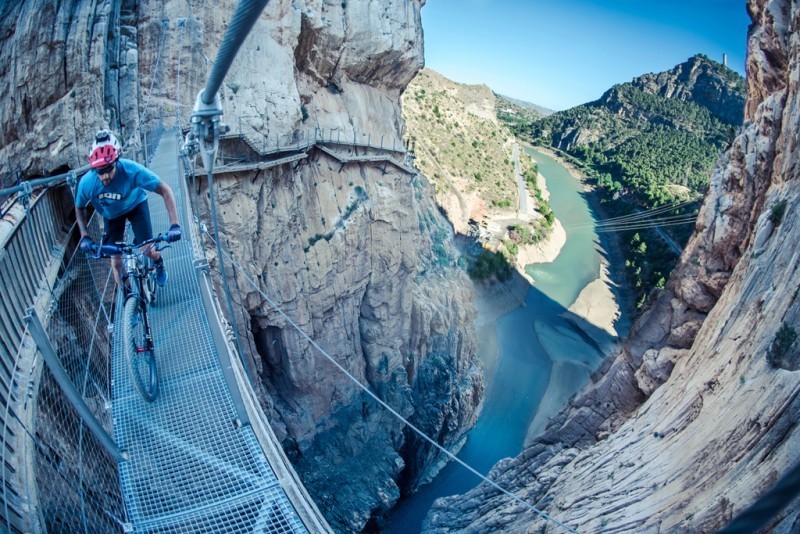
[567,260,620,338]
[524,320,603,443]
[515,218,566,273]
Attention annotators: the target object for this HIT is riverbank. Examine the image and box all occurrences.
[528,144,634,338]
[472,142,630,377]
[474,145,632,445]
[516,218,566,272]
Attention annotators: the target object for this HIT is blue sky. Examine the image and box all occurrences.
[421,0,750,111]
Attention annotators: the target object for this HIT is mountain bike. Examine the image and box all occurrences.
[90,235,170,402]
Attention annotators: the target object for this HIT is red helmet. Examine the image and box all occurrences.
[88,129,122,169]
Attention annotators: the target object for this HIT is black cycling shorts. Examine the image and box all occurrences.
[102,200,154,251]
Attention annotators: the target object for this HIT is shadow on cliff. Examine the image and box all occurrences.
[382,229,629,533]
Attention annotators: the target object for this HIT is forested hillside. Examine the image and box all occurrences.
[502,54,745,306]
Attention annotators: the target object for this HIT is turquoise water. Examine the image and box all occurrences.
[385,148,616,532]
[524,148,603,307]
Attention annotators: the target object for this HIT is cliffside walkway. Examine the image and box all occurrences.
[0,131,330,532]
[112,132,329,532]
[203,127,417,177]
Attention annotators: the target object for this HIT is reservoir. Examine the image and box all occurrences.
[386,147,629,532]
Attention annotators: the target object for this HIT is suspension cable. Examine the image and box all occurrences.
[202,230,579,534]
[565,198,699,230]
[120,18,169,160]
[205,168,251,379]
[201,0,270,105]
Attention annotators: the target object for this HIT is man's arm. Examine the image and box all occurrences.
[75,206,90,237]
[154,182,179,227]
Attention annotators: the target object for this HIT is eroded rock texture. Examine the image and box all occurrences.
[1,1,483,531]
[427,0,800,532]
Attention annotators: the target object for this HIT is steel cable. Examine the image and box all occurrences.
[201,0,270,104]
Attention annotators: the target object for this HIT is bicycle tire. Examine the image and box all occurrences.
[122,297,159,402]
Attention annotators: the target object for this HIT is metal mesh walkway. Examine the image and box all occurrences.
[111,133,307,532]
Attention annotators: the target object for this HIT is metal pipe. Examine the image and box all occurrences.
[24,308,128,463]
[201,0,271,105]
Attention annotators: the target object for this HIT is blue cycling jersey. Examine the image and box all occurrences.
[76,159,161,220]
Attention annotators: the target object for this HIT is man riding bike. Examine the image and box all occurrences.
[75,129,182,288]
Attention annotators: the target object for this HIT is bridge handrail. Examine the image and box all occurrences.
[0,165,89,202]
[0,193,125,532]
[177,128,332,532]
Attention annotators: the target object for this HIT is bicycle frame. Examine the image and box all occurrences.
[90,235,170,401]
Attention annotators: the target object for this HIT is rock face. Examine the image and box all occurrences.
[427,1,800,532]
[0,0,484,531]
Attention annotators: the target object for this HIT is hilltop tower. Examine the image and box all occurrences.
[723,53,728,67]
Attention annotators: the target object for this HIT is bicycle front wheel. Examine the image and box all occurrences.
[122,297,159,402]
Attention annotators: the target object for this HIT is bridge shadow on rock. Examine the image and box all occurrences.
[382,227,629,533]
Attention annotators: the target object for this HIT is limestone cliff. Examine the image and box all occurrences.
[0,1,484,531]
[428,0,800,531]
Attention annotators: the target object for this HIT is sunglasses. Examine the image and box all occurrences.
[96,162,116,176]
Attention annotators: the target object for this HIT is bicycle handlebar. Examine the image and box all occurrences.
[89,234,171,259]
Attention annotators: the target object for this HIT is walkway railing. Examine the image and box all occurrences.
[0,182,125,531]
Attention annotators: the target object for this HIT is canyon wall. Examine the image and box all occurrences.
[0,1,484,530]
[428,0,800,531]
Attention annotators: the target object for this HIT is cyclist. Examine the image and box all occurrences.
[75,129,182,289]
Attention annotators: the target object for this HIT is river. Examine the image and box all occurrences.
[385,148,628,532]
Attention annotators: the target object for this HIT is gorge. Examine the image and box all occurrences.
[1,0,798,532]
[427,0,800,531]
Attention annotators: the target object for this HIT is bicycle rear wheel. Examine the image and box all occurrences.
[122,297,159,402]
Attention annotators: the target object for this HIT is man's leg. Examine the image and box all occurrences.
[102,216,126,288]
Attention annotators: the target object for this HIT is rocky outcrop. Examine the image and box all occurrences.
[594,55,746,127]
[1,0,485,531]
[628,54,746,125]
[427,0,800,532]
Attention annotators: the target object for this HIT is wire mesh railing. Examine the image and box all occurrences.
[0,178,130,531]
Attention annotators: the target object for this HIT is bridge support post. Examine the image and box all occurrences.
[23,308,128,463]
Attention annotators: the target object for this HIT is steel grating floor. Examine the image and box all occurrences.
[111,133,307,533]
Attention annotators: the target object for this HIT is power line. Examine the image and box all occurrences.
[571,217,697,235]
[566,198,699,231]
[591,207,698,229]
